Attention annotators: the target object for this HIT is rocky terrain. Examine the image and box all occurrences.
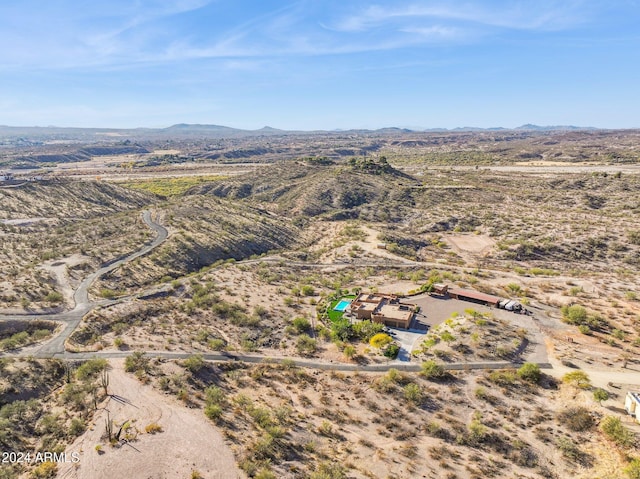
[1,127,640,479]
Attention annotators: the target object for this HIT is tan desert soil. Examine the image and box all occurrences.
[444,233,495,254]
[57,360,244,479]
[39,254,91,307]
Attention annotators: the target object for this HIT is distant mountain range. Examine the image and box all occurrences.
[0,123,604,142]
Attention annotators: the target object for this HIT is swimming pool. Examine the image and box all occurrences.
[333,299,352,312]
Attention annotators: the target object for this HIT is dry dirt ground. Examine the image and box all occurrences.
[39,254,91,308]
[57,359,244,479]
[443,234,496,264]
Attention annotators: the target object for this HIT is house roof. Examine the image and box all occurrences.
[448,288,501,304]
[376,304,413,322]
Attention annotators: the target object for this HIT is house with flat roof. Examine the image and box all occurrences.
[349,292,416,329]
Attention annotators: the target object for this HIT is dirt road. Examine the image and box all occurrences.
[57,360,244,479]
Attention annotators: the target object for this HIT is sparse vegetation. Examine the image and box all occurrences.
[4,129,640,479]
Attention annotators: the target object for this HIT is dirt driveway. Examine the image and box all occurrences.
[57,360,244,479]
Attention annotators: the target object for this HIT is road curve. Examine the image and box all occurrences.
[73,210,168,308]
[3,211,560,375]
[0,210,168,357]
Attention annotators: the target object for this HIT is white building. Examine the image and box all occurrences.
[624,391,640,422]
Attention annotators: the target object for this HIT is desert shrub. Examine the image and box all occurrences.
[124,351,150,374]
[517,363,541,384]
[593,388,610,404]
[31,462,57,479]
[440,331,456,343]
[562,371,591,388]
[291,317,311,333]
[183,354,205,373]
[309,461,346,479]
[557,407,594,432]
[44,291,63,303]
[369,333,392,349]
[555,437,584,462]
[463,411,487,446]
[420,360,445,379]
[145,423,163,434]
[343,344,356,359]
[578,324,591,335]
[204,404,223,421]
[60,383,90,410]
[384,343,400,359]
[612,329,626,340]
[99,288,118,299]
[625,458,640,479]
[250,407,274,429]
[69,417,86,437]
[628,230,640,245]
[205,386,226,406]
[561,304,588,324]
[330,318,354,342]
[75,358,108,381]
[301,285,315,296]
[352,320,384,341]
[254,469,277,479]
[296,334,317,355]
[600,416,635,448]
[404,383,423,404]
[488,369,517,386]
[207,338,226,350]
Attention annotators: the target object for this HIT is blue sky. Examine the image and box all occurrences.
[1,0,639,130]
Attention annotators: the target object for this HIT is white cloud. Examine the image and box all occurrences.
[331,1,589,33]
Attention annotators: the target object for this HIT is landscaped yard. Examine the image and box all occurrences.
[327,294,356,322]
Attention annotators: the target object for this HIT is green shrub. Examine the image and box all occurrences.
[600,416,635,448]
[420,360,445,379]
[69,417,86,437]
[404,383,422,404]
[352,320,384,341]
[517,363,541,384]
[296,334,317,355]
[593,388,610,404]
[204,404,223,421]
[301,285,316,296]
[291,317,311,333]
[488,370,517,386]
[205,386,226,406]
[578,324,591,335]
[124,351,149,374]
[44,291,63,304]
[31,462,57,479]
[562,371,591,388]
[183,354,205,373]
[561,304,588,324]
[309,461,346,479]
[207,338,226,350]
[624,458,640,479]
[384,343,400,359]
[76,358,108,381]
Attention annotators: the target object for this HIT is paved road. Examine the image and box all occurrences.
[51,349,551,373]
[1,211,557,374]
[0,210,168,357]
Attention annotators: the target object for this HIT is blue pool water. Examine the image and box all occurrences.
[334,300,352,312]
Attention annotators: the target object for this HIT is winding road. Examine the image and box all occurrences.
[0,210,168,358]
[6,212,632,383]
